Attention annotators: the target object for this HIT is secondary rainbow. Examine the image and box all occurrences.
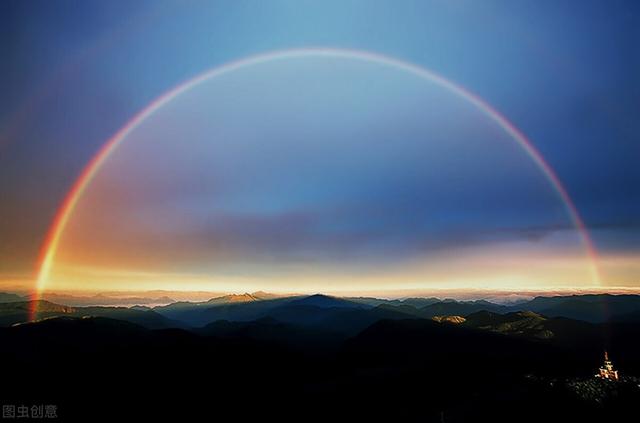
[31,48,601,320]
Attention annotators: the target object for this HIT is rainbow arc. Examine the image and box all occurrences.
[31,48,601,320]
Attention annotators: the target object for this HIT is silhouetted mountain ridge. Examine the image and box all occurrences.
[0,292,24,303]
[518,294,640,322]
[0,300,182,329]
[2,301,640,421]
[3,293,640,334]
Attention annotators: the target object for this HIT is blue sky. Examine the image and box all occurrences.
[0,0,638,292]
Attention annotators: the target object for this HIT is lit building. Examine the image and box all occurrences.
[595,351,619,381]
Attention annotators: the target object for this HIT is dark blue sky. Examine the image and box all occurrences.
[0,0,638,288]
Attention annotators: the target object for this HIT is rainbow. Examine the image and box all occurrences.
[30,48,601,320]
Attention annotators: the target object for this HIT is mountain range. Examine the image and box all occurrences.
[3,292,640,331]
[2,291,640,421]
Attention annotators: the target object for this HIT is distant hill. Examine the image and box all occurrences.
[0,300,75,326]
[514,294,640,323]
[460,310,622,352]
[0,292,24,303]
[10,315,148,335]
[464,310,552,339]
[250,291,287,300]
[432,315,466,324]
[346,296,441,308]
[0,299,74,313]
[0,300,183,329]
[28,292,176,307]
[375,303,423,317]
[153,294,367,327]
[153,294,422,334]
[421,300,509,317]
[72,306,185,329]
[153,292,276,323]
[285,294,367,309]
[204,293,259,304]
[344,296,394,307]
[154,295,300,326]
[395,297,442,308]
